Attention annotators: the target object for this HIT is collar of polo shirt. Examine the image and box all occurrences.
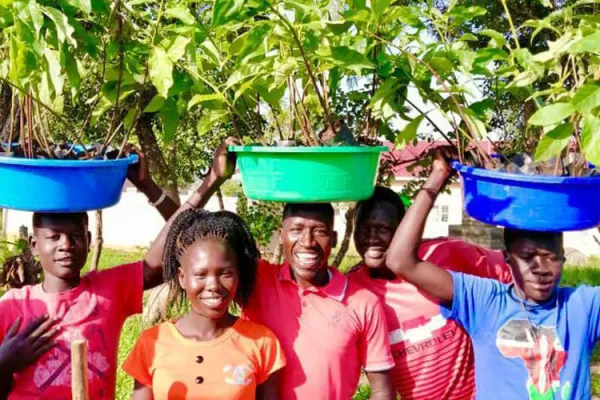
[279,261,349,302]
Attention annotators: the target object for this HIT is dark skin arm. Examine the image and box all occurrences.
[256,370,282,400]
[365,370,395,400]
[125,147,179,222]
[131,380,153,400]
[384,150,455,304]
[0,316,59,400]
[141,137,241,290]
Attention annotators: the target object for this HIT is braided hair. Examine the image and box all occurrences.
[163,209,260,308]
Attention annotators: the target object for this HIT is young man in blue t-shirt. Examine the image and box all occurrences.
[385,149,600,400]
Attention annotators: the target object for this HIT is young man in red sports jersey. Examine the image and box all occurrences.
[347,186,511,399]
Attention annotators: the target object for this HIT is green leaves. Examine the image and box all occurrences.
[42,7,76,46]
[165,6,195,25]
[166,36,191,62]
[569,32,600,54]
[480,29,506,48]
[582,113,600,165]
[197,110,228,136]
[149,47,173,98]
[571,83,600,112]
[535,122,574,161]
[528,103,575,126]
[188,93,225,110]
[372,0,391,18]
[159,98,179,142]
[144,95,165,112]
[212,0,245,26]
[395,115,424,149]
[316,46,373,74]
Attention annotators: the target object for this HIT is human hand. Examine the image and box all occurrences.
[431,147,457,179]
[0,316,59,375]
[125,145,151,191]
[210,137,242,182]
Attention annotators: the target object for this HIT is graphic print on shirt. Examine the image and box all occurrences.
[496,319,571,400]
[224,364,253,385]
[32,299,110,398]
[389,314,455,356]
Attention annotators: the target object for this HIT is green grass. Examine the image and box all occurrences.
[82,247,145,274]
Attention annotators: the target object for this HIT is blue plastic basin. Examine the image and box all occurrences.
[452,162,600,232]
[0,155,138,212]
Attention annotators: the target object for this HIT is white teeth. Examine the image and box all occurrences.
[296,253,318,262]
[366,249,384,257]
[201,297,224,306]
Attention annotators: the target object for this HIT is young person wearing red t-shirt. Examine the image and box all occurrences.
[347,186,512,399]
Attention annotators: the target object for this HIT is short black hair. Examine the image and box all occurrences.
[503,228,564,253]
[32,212,89,228]
[163,209,259,307]
[355,186,406,225]
[282,203,335,225]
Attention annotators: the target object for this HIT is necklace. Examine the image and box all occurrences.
[517,290,560,400]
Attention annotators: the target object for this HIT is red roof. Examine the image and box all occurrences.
[383,141,496,178]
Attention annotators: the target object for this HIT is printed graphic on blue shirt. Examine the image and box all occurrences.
[496,320,570,400]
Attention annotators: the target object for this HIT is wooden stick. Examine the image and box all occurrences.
[71,340,90,400]
[90,211,103,272]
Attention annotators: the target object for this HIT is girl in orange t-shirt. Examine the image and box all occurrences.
[122,209,286,400]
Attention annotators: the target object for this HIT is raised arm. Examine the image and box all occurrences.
[385,150,455,304]
[125,147,178,222]
[142,137,241,290]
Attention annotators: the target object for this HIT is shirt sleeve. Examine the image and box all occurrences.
[440,271,503,337]
[420,238,512,284]
[359,297,394,372]
[90,261,145,318]
[256,327,286,384]
[0,291,19,343]
[121,328,157,387]
[578,286,600,346]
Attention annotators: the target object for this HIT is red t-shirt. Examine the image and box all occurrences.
[347,238,512,400]
[243,260,394,400]
[0,262,144,399]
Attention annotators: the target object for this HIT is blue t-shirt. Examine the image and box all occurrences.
[441,271,600,400]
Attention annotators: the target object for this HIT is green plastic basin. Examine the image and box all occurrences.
[229,145,388,202]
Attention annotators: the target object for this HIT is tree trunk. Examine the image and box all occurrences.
[333,205,356,268]
[0,85,14,142]
[142,282,172,325]
[135,111,181,206]
[90,211,103,272]
[270,243,283,264]
[216,188,225,211]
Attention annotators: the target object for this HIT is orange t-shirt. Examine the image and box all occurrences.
[122,319,286,400]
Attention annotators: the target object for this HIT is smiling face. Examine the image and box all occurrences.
[30,214,90,284]
[178,239,239,320]
[505,230,564,303]
[354,201,401,269]
[280,209,336,286]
